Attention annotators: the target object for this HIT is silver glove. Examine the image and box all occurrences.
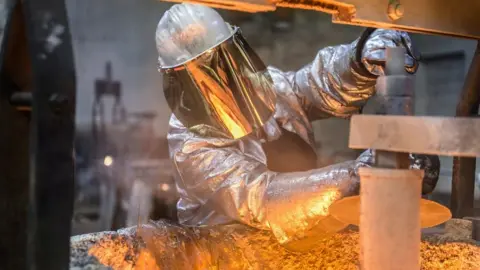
[277,29,417,122]
[361,28,418,76]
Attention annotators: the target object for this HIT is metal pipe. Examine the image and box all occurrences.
[374,47,413,167]
[451,41,480,218]
[360,47,421,270]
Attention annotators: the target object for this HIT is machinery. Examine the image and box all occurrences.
[75,66,176,232]
[72,62,128,234]
[92,61,127,157]
[91,61,127,231]
[330,47,449,269]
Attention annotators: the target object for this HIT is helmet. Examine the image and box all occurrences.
[156,3,276,139]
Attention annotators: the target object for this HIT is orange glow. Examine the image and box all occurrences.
[159,0,275,13]
[267,187,343,246]
[308,188,342,216]
[84,221,480,269]
[160,183,170,191]
[208,93,249,138]
[188,63,251,138]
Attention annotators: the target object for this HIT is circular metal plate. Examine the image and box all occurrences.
[329,196,452,228]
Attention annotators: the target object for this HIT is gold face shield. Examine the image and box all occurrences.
[160,27,276,140]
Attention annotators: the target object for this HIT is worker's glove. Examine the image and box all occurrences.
[355,150,440,195]
[359,29,419,76]
[410,154,440,195]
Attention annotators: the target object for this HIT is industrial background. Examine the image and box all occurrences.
[67,0,479,235]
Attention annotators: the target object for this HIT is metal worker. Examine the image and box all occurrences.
[156,3,440,246]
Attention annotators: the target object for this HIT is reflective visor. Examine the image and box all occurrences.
[160,27,276,139]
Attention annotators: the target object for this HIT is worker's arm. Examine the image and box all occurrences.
[168,115,372,245]
[268,29,417,120]
[266,30,440,194]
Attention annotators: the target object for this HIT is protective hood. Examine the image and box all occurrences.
[160,27,276,139]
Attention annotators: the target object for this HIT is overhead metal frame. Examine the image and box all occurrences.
[324,0,480,40]
[160,0,480,40]
[0,0,76,268]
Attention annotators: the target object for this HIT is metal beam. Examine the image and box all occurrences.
[349,115,480,157]
[450,42,480,218]
[0,0,76,268]
[162,0,480,40]
[328,0,480,40]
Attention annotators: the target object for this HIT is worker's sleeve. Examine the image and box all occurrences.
[168,115,373,245]
[270,29,417,120]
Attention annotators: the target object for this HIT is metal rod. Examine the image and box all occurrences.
[361,47,421,269]
[10,91,32,110]
[374,47,412,168]
[450,41,480,218]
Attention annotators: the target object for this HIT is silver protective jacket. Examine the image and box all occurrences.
[167,29,436,248]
